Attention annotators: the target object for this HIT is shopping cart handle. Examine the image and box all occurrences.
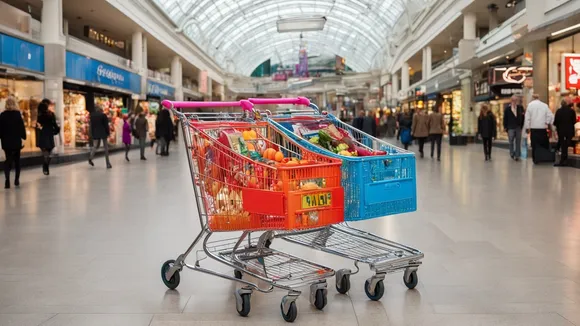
[248,97,310,106]
[161,100,254,112]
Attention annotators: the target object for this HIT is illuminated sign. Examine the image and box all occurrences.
[492,66,533,85]
[561,53,580,90]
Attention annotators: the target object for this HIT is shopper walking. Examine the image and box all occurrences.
[428,105,445,161]
[362,111,377,137]
[88,107,112,169]
[524,94,554,164]
[386,113,397,138]
[399,112,413,150]
[411,109,429,158]
[478,104,497,161]
[353,110,365,131]
[122,115,132,162]
[0,97,26,188]
[36,100,60,175]
[503,95,525,161]
[134,112,149,160]
[155,109,174,156]
[553,98,577,166]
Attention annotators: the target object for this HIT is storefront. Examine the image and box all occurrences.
[423,70,463,135]
[64,51,140,148]
[0,33,45,153]
[401,88,425,114]
[473,65,532,140]
[548,32,580,111]
[138,79,175,142]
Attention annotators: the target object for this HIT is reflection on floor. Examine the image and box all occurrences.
[1,143,580,326]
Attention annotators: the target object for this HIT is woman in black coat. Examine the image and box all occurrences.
[0,97,26,188]
[36,99,60,175]
[155,109,174,156]
[478,104,497,161]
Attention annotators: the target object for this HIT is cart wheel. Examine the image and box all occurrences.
[404,270,418,289]
[313,289,327,310]
[234,270,243,280]
[364,279,385,301]
[161,260,180,290]
[335,274,351,294]
[236,293,251,317]
[280,300,297,322]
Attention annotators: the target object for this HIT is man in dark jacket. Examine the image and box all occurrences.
[88,107,111,169]
[352,110,365,131]
[553,98,577,166]
[503,95,525,161]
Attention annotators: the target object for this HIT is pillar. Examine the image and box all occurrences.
[422,47,432,80]
[131,32,143,70]
[216,83,225,101]
[391,73,399,104]
[426,46,432,78]
[401,63,410,91]
[488,6,499,30]
[461,76,473,134]
[463,12,477,40]
[207,78,213,100]
[41,0,66,152]
[524,40,548,103]
[171,56,183,101]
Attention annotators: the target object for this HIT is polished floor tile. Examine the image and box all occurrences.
[1,143,580,325]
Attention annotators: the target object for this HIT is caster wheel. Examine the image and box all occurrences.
[336,274,351,294]
[364,279,385,301]
[314,289,327,310]
[161,260,180,290]
[404,271,418,289]
[236,293,251,317]
[280,300,297,322]
[234,270,243,279]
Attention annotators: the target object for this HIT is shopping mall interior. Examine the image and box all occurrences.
[0,0,580,325]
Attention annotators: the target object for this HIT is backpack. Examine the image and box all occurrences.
[400,128,412,145]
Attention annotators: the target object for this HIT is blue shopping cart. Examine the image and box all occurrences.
[249,97,417,221]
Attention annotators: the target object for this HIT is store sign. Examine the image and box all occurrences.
[491,66,533,85]
[146,80,175,98]
[491,84,523,98]
[0,33,44,73]
[474,80,490,97]
[561,53,580,90]
[65,51,141,94]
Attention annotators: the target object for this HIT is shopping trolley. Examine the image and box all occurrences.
[247,97,423,301]
[159,100,345,322]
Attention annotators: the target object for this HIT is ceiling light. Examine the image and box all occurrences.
[551,23,580,37]
[277,17,327,33]
[444,50,447,53]
[483,55,502,65]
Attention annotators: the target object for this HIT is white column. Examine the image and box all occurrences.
[142,36,148,71]
[488,7,499,30]
[391,73,399,103]
[386,82,393,104]
[41,0,65,152]
[216,83,225,101]
[421,48,427,80]
[463,12,477,40]
[401,62,410,91]
[461,76,473,134]
[131,32,143,71]
[171,56,183,101]
[425,46,432,78]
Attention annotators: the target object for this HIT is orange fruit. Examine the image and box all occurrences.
[286,160,298,166]
[266,148,276,160]
[248,130,257,139]
[242,130,251,140]
[299,160,309,165]
[274,151,284,162]
[247,143,255,151]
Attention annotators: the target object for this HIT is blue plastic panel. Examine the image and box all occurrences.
[269,114,417,221]
[0,34,44,72]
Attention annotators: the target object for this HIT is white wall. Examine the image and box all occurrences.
[526,0,580,31]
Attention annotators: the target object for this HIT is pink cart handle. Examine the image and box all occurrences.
[248,97,310,106]
[162,100,254,112]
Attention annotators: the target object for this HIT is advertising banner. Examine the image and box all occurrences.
[561,53,580,90]
[0,33,44,73]
[146,80,175,98]
[65,51,141,94]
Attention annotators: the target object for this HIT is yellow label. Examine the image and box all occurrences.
[301,193,331,209]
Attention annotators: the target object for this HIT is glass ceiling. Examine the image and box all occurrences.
[153,0,409,75]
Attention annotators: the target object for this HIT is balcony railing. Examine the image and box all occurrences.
[147,69,172,83]
[67,36,136,71]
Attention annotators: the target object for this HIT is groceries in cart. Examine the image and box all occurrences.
[290,121,387,157]
[187,118,344,231]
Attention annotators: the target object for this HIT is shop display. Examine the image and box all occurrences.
[96,96,124,145]
[0,78,44,152]
[64,92,88,147]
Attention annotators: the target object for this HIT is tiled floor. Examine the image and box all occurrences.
[1,142,580,325]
